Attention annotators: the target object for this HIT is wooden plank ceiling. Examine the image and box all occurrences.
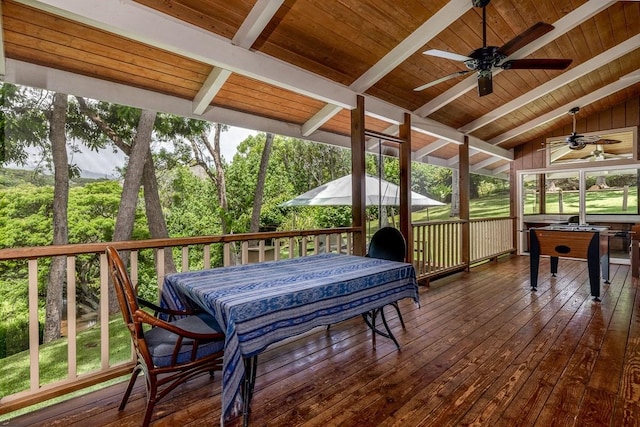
[2,0,640,178]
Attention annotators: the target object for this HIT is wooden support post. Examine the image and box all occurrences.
[509,161,518,254]
[399,112,412,262]
[351,95,366,256]
[459,135,470,270]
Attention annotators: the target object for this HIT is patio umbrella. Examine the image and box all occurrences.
[280,174,444,207]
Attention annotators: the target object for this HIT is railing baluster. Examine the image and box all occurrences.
[182,246,189,272]
[204,244,211,269]
[156,248,165,292]
[28,259,39,391]
[67,256,77,380]
[99,253,109,370]
[274,238,281,260]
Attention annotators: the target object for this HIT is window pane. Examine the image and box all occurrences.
[545,172,579,214]
[470,174,510,218]
[585,169,638,214]
[522,173,541,214]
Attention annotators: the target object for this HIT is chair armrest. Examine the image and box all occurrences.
[138,297,201,318]
[135,309,224,341]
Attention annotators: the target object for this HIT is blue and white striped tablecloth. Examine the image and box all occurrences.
[160,253,419,424]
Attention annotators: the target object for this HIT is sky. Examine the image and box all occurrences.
[8,126,257,179]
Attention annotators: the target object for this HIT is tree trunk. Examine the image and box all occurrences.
[142,150,176,275]
[450,172,460,217]
[44,93,69,343]
[110,109,156,313]
[595,175,609,188]
[250,133,273,233]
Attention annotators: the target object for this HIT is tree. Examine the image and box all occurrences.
[0,84,49,167]
[250,133,273,233]
[73,99,176,312]
[43,92,69,343]
[187,123,233,233]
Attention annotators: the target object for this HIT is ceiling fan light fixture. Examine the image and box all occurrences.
[477,70,492,97]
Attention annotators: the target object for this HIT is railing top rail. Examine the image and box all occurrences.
[412,216,515,226]
[0,227,359,260]
[412,219,466,226]
[468,216,516,223]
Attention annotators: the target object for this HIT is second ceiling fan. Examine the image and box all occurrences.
[414,0,572,96]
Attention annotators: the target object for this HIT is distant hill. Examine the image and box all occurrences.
[0,168,112,188]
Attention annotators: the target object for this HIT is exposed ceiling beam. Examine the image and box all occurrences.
[20,0,512,161]
[413,139,450,160]
[301,104,343,136]
[192,68,232,115]
[193,0,283,115]
[470,157,501,172]
[489,71,640,146]
[21,0,355,107]
[350,0,471,93]
[413,0,616,118]
[4,59,355,150]
[231,0,284,49]
[468,136,514,160]
[446,150,480,167]
[459,35,640,133]
[300,0,472,137]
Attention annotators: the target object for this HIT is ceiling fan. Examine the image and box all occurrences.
[545,107,622,151]
[414,0,572,96]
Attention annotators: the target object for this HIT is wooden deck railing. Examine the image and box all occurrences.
[0,217,515,417]
[412,217,516,278]
[413,220,464,277]
[0,228,356,416]
[469,217,515,263]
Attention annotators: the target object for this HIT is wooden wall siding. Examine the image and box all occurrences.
[514,95,640,170]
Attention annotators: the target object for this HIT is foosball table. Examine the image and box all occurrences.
[529,225,610,301]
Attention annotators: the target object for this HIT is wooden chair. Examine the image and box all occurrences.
[105,246,225,427]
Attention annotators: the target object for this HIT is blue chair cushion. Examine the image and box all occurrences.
[144,312,224,367]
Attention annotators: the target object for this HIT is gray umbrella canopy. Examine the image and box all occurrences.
[280,174,445,207]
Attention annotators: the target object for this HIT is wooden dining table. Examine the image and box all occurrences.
[160,252,419,426]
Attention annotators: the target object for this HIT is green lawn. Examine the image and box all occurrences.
[1,316,131,414]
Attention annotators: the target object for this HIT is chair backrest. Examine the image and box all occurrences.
[106,246,151,364]
[367,226,406,262]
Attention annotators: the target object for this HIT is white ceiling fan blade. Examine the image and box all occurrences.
[414,70,471,91]
[422,49,472,62]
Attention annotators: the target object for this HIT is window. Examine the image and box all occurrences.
[544,171,579,215]
[585,168,638,214]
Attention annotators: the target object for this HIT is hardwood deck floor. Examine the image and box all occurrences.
[5,254,640,426]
